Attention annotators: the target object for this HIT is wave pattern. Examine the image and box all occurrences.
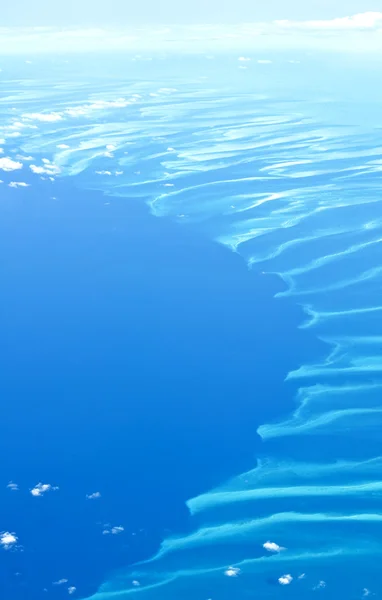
[2,61,382,598]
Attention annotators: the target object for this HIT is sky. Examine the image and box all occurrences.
[2,0,382,26]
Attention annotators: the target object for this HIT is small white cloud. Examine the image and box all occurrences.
[23,112,62,122]
[6,481,19,491]
[313,581,326,590]
[86,492,101,500]
[0,157,23,172]
[65,107,87,117]
[53,579,68,586]
[115,170,124,176]
[298,573,306,580]
[279,574,293,586]
[7,120,36,131]
[106,144,116,151]
[30,161,60,175]
[63,98,130,119]
[257,59,272,64]
[224,566,240,577]
[275,12,382,31]
[9,181,30,188]
[1,532,18,549]
[132,580,140,587]
[68,586,76,595]
[30,483,59,497]
[111,526,124,535]
[102,525,124,535]
[238,56,251,61]
[30,166,45,174]
[263,541,285,553]
[363,589,371,597]
[16,155,33,161]
[56,144,70,149]
[95,170,112,175]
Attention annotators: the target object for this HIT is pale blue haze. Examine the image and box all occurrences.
[2,0,382,26]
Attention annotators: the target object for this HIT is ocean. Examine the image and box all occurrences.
[1,49,382,599]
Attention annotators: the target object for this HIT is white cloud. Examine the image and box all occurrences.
[0,157,23,171]
[57,144,70,149]
[16,155,33,161]
[30,165,47,174]
[238,56,250,62]
[106,144,116,151]
[53,579,68,585]
[278,574,293,586]
[102,525,124,535]
[257,59,272,64]
[224,567,240,577]
[111,526,124,534]
[68,586,77,595]
[7,120,37,131]
[1,532,18,549]
[132,580,140,587]
[263,541,285,553]
[95,170,112,175]
[6,481,19,491]
[30,160,60,176]
[90,99,130,109]
[64,98,131,119]
[65,107,88,117]
[86,492,101,499]
[275,12,382,31]
[9,181,30,188]
[313,581,326,590]
[23,112,63,122]
[30,483,59,497]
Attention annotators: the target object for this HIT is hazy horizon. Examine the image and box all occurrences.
[2,0,382,27]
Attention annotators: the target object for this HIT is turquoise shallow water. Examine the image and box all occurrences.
[1,51,382,599]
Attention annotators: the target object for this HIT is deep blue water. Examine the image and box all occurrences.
[0,177,319,598]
